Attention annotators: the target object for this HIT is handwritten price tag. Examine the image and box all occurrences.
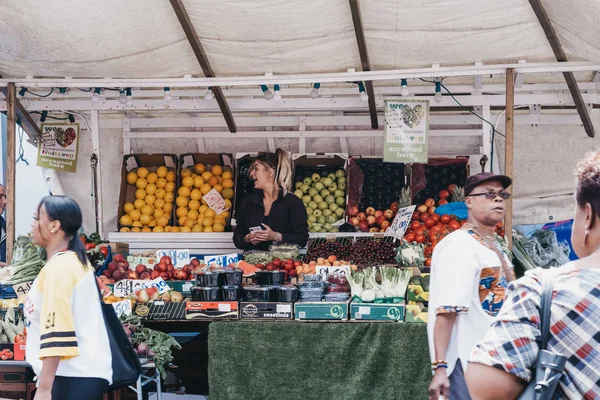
[315,265,351,279]
[203,253,239,267]
[387,205,416,240]
[112,300,132,317]
[12,281,33,297]
[156,249,190,268]
[147,277,170,294]
[113,278,171,297]
[202,189,227,215]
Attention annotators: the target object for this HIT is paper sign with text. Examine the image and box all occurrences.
[12,281,33,298]
[202,189,227,215]
[203,253,239,267]
[315,265,351,279]
[383,99,429,163]
[156,249,190,268]
[37,123,80,173]
[112,300,133,317]
[387,205,417,240]
[113,277,171,297]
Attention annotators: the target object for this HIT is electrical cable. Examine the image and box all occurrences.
[22,88,54,98]
[16,127,29,165]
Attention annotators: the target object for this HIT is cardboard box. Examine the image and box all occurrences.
[240,302,294,320]
[407,272,430,303]
[185,301,239,320]
[350,302,405,322]
[134,301,187,320]
[0,367,27,400]
[117,153,178,230]
[405,302,428,323]
[109,242,130,255]
[294,301,349,321]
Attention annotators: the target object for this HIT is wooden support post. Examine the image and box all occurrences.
[6,83,16,264]
[505,69,515,249]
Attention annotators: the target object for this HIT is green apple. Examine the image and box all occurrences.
[294,189,303,198]
[334,190,345,198]
[335,169,345,179]
[318,215,327,225]
[313,195,323,204]
[328,203,339,212]
[308,188,319,198]
[330,227,339,233]
[300,184,310,193]
[326,215,337,224]
[318,202,328,210]
[302,195,311,204]
[308,215,317,223]
[336,196,345,206]
[328,184,337,192]
[338,182,346,191]
[303,177,313,185]
[325,195,335,204]
[307,221,313,229]
[308,201,318,210]
[320,189,330,198]
[327,173,336,181]
[322,178,333,187]
[312,224,322,232]
[322,209,332,217]
[335,208,345,219]
[314,182,325,191]
[323,223,333,231]
[313,209,323,217]
[311,173,321,182]
[295,182,303,189]
[337,177,346,184]
[306,207,314,215]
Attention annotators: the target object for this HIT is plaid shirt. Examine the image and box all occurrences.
[471,266,600,399]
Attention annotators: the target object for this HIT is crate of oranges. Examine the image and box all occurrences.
[175,153,235,233]
[117,154,178,232]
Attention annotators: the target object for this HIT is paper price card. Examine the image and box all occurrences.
[12,281,33,298]
[203,253,239,267]
[202,189,227,215]
[156,249,190,268]
[387,205,416,240]
[315,265,351,279]
[112,300,132,317]
[114,278,171,297]
[147,277,170,294]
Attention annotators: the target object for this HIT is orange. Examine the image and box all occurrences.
[135,189,146,199]
[224,199,232,210]
[132,220,143,227]
[192,224,203,232]
[136,167,149,178]
[120,215,133,226]
[176,207,189,218]
[176,196,189,208]
[201,171,213,181]
[211,165,223,176]
[163,202,173,214]
[220,210,231,219]
[133,199,145,209]
[166,171,176,182]
[187,209,199,220]
[182,176,194,188]
[135,178,148,189]
[156,178,167,189]
[165,182,176,193]
[141,227,152,233]
[193,176,205,189]
[165,226,172,232]
[188,199,200,211]
[155,188,166,199]
[154,198,165,210]
[156,166,168,178]
[221,188,233,200]
[222,179,234,189]
[152,226,165,233]
[199,205,209,213]
[202,218,214,227]
[129,209,141,221]
[178,186,191,197]
[200,183,212,195]
[157,216,169,227]
[164,192,174,203]
[178,216,188,226]
[184,218,195,228]
[153,208,165,219]
[222,171,233,180]
[194,163,206,174]
[145,194,156,205]
[190,189,202,200]
[145,183,157,195]
[131,227,142,233]
[181,169,192,178]
[208,176,219,187]
[148,220,157,227]
[204,209,216,218]
[213,184,223,193]
[126,171,138,185]
[141,205,154,216]
[170,226,180,233]
[140,214,152,225]
[120,227,131,232]
[146,172,158,184]
[123,202,135,214]
[180,226,192,233]
[203,226,214,233]
[213,223,225,233]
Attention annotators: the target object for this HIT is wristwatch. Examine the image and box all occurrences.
[274,232,283,243]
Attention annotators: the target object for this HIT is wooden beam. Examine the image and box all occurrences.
[528,0,595,138]
[6,83,16,264]
[169,0,237,133]
[505,69,515,250]
[349,0,378,129]
[0,75,42,147]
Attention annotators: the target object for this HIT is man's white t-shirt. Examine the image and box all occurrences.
[427,228,512,376]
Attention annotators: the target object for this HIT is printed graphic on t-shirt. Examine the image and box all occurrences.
[479,267,508,316]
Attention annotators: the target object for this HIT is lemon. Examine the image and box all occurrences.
[211,165,223,176]
[132,220,143,227]
[131,227,142,233]
[164,226,172,232]
[176,196,189,208]
[199,205,209,213]
[220,210,231,219]
[222,171,233,180]
[222,179,234,189]
[176,207,188,218]
[157,216,169,227]
[166,171,176,182]
[141,205,154,216]
[164,192,174,204]
[154,198,165,210]
[135,189,147,200]
[120,215,133,226]
[192,224,203,232]
[145,194,156,205]
[136,178,148,189]
[149,219,157,227]
[193,176,205,188]
[190,189,202,201]
[163,203,173,214]
[181,169,192,178]
[215,215,226,223]
[153,226,165,233]
[194,163,206,174]
[129,209,142,221]
[224,199,232,209]
[213,184,223,193]
[202,217,214,227]
[146,172,158,184]
[183,218,195,228]
[155,188,166,199]
[205,209,216,218]
[188,199,200,211]
[203,226,213,233]
[200,183,212,195]
[141,227,152,233]
[126,171,138,185]
[201,171,213,181]
[153,208,165,219]
[178,215,188,226]
[180,226,192,233]
[208,176,219,187]
[187,209,199,220]
[165,182,176,193]
[222,188,233,200]
[120,227,131,232]
[140,214,152,225]
[136,167,149,178]
[213,223,225,232]
[134,199,146,210]
[145,183,157,195]
[156,178,167,189]
[170,226,180,233]
[123,202,135,214]
[182,176,194,188]
[178,186,191,197]
[156,166,168,178]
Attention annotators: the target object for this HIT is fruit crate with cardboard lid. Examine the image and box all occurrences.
[117,153,179,232]
[292,153,348,234]
[176,153,235,233]
[411,157,470,206]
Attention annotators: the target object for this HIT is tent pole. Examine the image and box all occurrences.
[5,83,16,264]
[505,69,515,250]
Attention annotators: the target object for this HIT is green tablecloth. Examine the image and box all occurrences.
[209,321,430,400]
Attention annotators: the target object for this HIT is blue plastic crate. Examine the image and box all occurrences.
[0,285,17,299]
[95,245,113,277]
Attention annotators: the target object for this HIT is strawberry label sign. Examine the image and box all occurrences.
[37,123,80,173]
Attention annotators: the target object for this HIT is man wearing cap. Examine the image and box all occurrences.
[428,173,515,400]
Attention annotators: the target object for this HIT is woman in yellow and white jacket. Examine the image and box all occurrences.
[24,196,111,400]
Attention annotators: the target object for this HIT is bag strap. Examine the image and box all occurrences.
[539,269,558,350]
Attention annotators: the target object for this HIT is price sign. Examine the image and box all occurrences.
[114,278,171,297]
[315,265,351,279]
[156,249,190,268]
[112,300,132,317]
[12,281,33,298]
[387,205,416,240]
[147,277,170,294]
[203,253,239,267]
[202,189,227,215]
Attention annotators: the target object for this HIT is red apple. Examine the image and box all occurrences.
[101,270,111,278]
[112,270,127,281]
[140,272,151,280]
[112,254,125,263]
[438,199,448,206]
[265,263,274,271]
[348,205,359,217]
[428,206,436,215]
[424,198,435,208]
[156,262,168,272]
[381,220,391,231]
[293,261,302,267]
[374,210,384,219]
[358,220,369,232]
[369,227,380,233]
[366,207,376,216]
[160,255,172,265]
[390,202,399,213]
[367,215,377,227]
[135,264,146,275]
[190,258,200,267]
[417,204,428,213]
[384,209,394,219]
[150,271,160,279]
[127,270,139,280]
[375,216,386,227]
[159,272,170,281]
[357,212,367,221]
[107,262,118,273]
[350,217,360,227]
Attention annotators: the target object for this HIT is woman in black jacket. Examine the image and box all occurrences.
[233,149,308,250]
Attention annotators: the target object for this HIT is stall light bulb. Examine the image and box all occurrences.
[91,88,101,103]
[400,79,409,97]
[261,85,273,100]
[204,88,214,101]
[125,88,133,107]
[310,83,320,99]
[68,114,75,123]
[434,82,443,103]
[119,89,127,104]
[18,87,27,97]
[40,111,48,122]
[59,87,68,95]
[273,84,282,102]
[164,87,172,103]
[358,82,368,102]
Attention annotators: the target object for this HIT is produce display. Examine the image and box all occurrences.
[348,187,411,232]
[98,254,198,284]
[347,266,411,303]
[305,237,398,268]
[413,163,467,205]
[297,273,351,302]
[354,159,406,212]
[119,166,177,232]
[0,309,25,345]
[293,168,346,233]
[80,233,109,270]
[1,235,46,285]
[174,163,233,233]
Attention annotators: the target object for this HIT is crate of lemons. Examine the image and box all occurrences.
[174,163,234,233]
[119,165,177,232]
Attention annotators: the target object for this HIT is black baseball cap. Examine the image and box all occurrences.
[464,172,512,196]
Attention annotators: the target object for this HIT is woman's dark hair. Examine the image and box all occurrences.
[575,150,600,229]
[38,195,88,266]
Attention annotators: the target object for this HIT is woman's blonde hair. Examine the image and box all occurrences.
[253,149,293,194]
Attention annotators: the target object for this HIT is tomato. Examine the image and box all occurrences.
[411,211,421,221]
[411,221,421,230]
[99,246,109,257]
[425,218,435,228]
[420,213,430,222]
[460,220,468,227]
[415,234,425,244]
[496,221,504,229]
[425,258,432,267]
[424,198,435,208]
[424,246,433,258]
[449,220,461,230]
[447,184,457,193]
[438,199,449,206]
[431,225,442,233]
[85,242,96,250]
[431,214,441,223]
[405,233,416,243]
[439,190,450,200]
[441,214,451,224]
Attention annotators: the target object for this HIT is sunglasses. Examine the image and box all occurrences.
[468,190,511,200]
